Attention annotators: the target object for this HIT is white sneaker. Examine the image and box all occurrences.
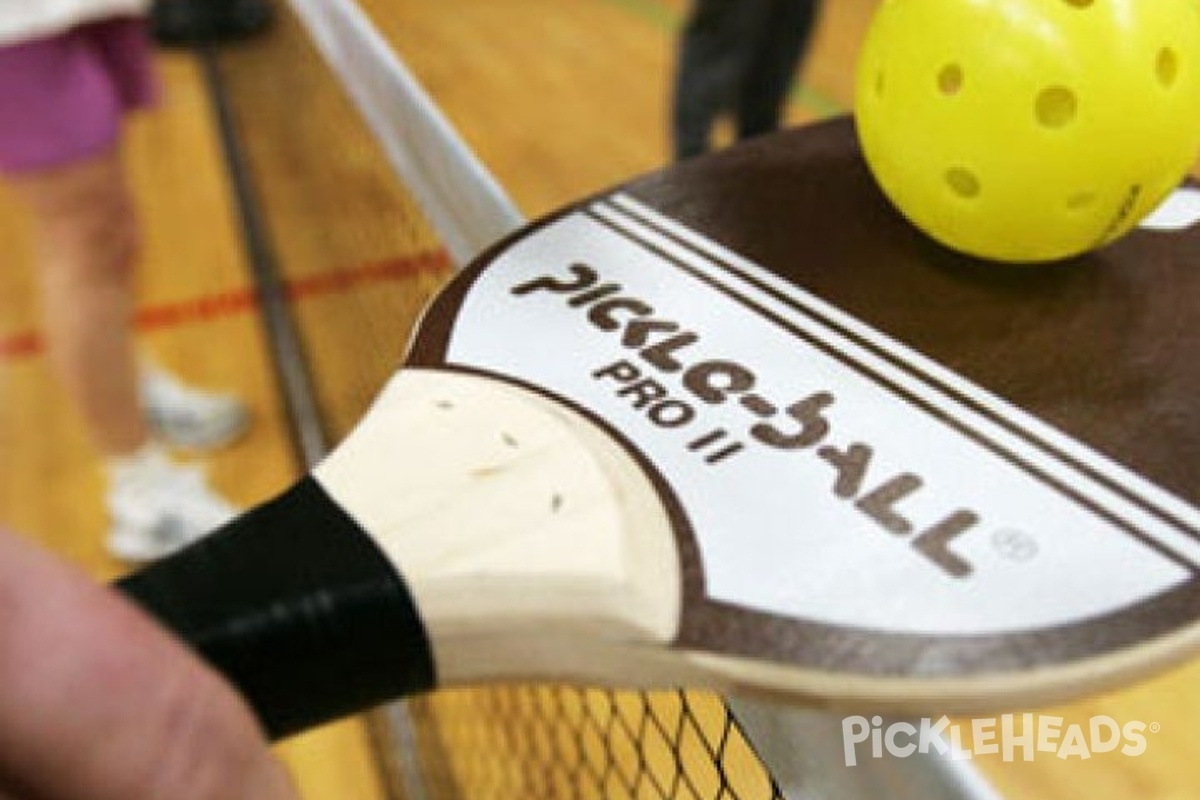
[106,444,239,563]
[141,366,250,451]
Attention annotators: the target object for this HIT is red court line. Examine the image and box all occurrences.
[0,250,451,362]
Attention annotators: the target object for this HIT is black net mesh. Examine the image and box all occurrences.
[372,688,782,800]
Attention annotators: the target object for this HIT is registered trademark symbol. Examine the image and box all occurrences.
[991,528,1039,562]
[1150,722,1161,733]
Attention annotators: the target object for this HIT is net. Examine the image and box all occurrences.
[394,688,781,800]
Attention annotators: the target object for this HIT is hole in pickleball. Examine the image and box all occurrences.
[1066,190,1096,210]
[938,63,963,95]
[1062,0,1093,8]
[946,167,980,199]
[1158,48,1179,88]
[1036,86,1076,128]
[875,69,885,97]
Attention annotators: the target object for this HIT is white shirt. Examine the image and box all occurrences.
[0,0,150,46]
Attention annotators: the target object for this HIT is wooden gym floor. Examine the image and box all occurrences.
[0,1,1196,798]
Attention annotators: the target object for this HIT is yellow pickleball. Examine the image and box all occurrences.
[855,0,1200,263]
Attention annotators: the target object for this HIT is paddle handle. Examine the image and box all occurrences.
[116,476,434,740]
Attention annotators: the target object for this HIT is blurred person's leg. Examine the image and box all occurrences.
[89,18,251,450]
[11,149,147,457]
[736,0,821,141]
[0,18,238,562]
[671,0,765,160]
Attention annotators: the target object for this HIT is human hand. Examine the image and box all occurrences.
[0,529,299,800]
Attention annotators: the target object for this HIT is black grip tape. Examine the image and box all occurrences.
[116,475,436,739]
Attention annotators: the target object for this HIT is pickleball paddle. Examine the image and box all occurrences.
[119,117,1200,738]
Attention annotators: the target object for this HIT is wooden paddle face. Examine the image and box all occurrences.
[406,116,1200,708]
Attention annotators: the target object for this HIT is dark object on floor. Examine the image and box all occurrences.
[151,0,274,46]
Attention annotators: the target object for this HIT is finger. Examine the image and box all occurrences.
[0,530,299,800]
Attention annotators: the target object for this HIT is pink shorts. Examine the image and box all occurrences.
[0,17,159,174]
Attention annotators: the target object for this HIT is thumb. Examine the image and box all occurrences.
[0,529,299,800]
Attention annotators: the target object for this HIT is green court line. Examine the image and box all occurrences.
[595,0,848,118]
[791,82,845,118]
[599,0,678,28]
